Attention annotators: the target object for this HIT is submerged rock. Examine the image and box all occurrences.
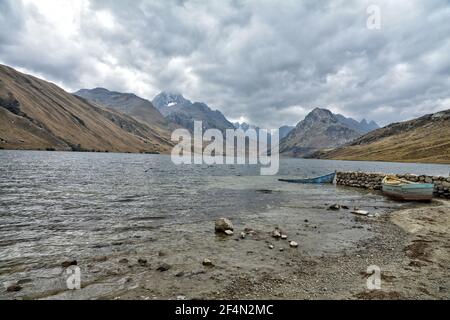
[119,258,129,264]
[215,218,234,234]
[158,251,167,257]
[281,235,288,240]
[268,245,274,250]
[328,204,341,211]
[6,284,22,292]
[94,256,108,263]
[17,279,32,285]
[157,263,172,272]
[61,260,77,268]
[256,189,273,194]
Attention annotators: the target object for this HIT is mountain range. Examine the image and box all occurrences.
[152,92,234,133]
[279,108,379,157]
[2,63,447,164]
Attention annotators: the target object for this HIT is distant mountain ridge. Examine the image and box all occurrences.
[74,88,171,133]
[152,92,234,133]
[334,114,379,134]
[279,108,378,157]
[313,109,450,163]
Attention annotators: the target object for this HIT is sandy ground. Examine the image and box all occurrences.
[4,200,449,300]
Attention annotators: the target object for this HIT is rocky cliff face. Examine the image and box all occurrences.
[152,92,234,133]
[0,64,173,153]
[279,108,364,157]
[152,92,192,114]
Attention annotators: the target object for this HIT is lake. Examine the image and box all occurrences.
[0,150,449,298]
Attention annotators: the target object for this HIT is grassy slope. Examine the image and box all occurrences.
[319,114,450,164]
[0,65,173,153]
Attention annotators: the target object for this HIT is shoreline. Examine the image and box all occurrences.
[10,199,446,300]
[2,149,450,166]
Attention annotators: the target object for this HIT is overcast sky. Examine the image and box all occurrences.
[1,0,449,127]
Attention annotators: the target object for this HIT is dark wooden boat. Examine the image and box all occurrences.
[382,176,434,201]
[279,172,336,184]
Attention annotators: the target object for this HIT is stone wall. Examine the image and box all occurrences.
[336,171,450,199]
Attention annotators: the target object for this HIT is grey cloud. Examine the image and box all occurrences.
[0,0,449,128]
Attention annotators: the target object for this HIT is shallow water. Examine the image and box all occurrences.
[0,150,449,298]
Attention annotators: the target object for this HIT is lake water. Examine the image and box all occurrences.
[0,150,449,298]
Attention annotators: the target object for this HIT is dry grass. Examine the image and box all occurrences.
[318,115,450,164]
[0,64,173,153]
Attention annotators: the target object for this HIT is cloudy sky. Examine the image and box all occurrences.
[1,0,449,128]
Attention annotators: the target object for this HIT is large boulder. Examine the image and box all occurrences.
[215,218,234,233]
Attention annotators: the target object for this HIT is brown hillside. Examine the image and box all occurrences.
[0,64,173,153]
[315,110,450,164]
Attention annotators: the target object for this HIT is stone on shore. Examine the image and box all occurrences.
[224,230,234,236]
[351,210,369,216]
[215,218,234,234]
[203,259,214,267]
[138,258,148,266]
[272,229,282,238]
[281,235,288,240]
[244,227,255,234]
[289,241,299,248]
[240,232,246,239]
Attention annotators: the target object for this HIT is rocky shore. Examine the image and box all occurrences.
[3,199,448,300]
[337,171,450,199]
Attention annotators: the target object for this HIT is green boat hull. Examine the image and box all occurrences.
[382,183,434,201]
